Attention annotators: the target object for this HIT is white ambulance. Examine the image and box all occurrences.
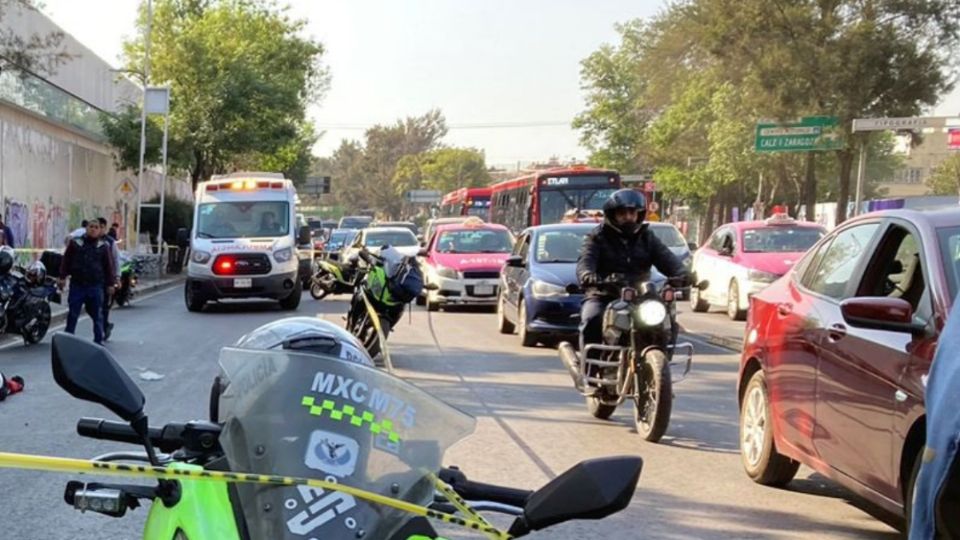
[184,172,310,312]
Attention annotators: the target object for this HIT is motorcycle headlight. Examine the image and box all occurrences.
[531,279,567,298]
[273,247,293,262]
[636,300,667,326]
[747,269,779,284]
[191,250,211,264]
[435,265,459,280]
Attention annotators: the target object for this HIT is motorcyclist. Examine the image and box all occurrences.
[576,189,687,353]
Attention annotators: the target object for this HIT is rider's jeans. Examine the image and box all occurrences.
[580,297,610,359]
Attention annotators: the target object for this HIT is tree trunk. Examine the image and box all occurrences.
[701,194,717,244]
[804,153,817,221]
[835,149,855,225]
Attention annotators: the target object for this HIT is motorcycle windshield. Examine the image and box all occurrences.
[217,347,476,540]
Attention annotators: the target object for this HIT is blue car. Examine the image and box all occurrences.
[498,223,671,347]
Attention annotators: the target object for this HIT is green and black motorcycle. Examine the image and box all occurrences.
[309,258,360,300]
[47,332,644,539]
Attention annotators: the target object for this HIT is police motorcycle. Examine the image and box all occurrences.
[310,257,360,300]
[345,246,432,363]
[48,318,644,540]
[112,253,143,307]
[558,273,704,443]
[0,249,61,345]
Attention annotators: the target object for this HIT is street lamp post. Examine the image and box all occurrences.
[135,0,153,249]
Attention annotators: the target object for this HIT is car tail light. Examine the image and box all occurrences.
[213,256,235,275]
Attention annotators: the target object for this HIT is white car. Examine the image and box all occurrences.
[345,227,421,260]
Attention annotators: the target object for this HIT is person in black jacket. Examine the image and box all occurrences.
[60,220,114,344]
[576,189,687,352]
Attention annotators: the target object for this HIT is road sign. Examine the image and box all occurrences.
[303,176,331,195]
[755,116,843,153]
[116,178,137,200]
[852,116,949,132]
[949,128,960,150]
[405,189,442,203]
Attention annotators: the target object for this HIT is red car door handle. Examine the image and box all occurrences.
[827,323,847,342]
[777,303,793,316]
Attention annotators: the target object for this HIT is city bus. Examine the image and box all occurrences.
[488,166,621,232]
[438,187,492,218]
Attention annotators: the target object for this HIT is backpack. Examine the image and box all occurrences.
[386,256,424,304]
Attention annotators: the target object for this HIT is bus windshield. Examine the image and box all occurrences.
[539,188,616,225]
[197,201,289,239]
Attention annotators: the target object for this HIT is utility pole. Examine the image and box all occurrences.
[134,0,153,250]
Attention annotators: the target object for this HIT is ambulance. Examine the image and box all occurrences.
[184,172,310,312]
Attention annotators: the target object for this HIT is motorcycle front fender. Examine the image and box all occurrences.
[142,464,240,540]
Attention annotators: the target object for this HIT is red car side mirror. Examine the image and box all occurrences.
[840,297,926,335]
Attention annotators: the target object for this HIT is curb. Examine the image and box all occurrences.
[49,276,185,327]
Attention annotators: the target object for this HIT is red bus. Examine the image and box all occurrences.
[489,166,621,232]
[439,187,492,218]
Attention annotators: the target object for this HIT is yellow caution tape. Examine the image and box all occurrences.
[360,288,394,372]
[0,451,511,539]
[430,472,495,529]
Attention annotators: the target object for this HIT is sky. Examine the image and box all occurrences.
[39,0,960,169]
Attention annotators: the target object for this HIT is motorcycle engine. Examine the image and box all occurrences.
[602,299,633,343]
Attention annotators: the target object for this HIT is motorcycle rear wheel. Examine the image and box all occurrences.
[310,280,330,300]
[23,302,51,345]
[634,349,672,442]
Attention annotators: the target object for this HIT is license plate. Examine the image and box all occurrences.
[474,284,494,295]
[233,278,252,288]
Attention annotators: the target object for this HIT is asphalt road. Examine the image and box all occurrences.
[0,286,900,539]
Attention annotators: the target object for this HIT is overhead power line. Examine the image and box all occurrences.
[314,121,572,130]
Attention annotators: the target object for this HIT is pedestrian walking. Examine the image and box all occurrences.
[108,222,119,241]
[66,220,88,246]
[59,219,114,344]
[84,217,121,341]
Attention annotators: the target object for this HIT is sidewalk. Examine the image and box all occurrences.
[50,274,185,326]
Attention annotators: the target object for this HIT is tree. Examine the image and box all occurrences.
[393,147,490,196]
[0,1,72,75]
[109,0,328,187]
[928,154,960,197]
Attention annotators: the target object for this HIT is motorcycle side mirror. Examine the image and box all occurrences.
[697,280,710,291]
[51,333,145,422]
[508,456,643,536]
[418,247,429,257]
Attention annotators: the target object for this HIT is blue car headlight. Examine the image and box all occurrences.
[531,279,568,298]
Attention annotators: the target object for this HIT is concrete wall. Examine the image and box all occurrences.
[0,6,192,250]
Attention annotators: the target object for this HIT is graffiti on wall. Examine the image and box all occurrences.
[1,198,119,249]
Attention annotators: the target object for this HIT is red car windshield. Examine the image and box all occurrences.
[742,227,823,253]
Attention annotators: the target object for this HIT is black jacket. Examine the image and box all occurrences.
[576,222,686,299]
[60,236,114,287]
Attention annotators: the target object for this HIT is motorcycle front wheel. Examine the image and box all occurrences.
[309,279,330,300]
[634,349,672,442]
[23,302,51,345]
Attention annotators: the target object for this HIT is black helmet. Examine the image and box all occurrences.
[602,189,647,223]
[25,261,46,284]
[0,248,14,275]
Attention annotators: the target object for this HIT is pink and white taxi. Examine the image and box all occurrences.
[689,213,826,320]
[419,218,515,311]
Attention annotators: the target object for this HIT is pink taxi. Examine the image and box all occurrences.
[418,218,515,311]
[689,213,826,320]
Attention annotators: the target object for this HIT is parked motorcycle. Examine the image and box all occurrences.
[309,258,359,300]
[0,261,61,345]
[113,256,143,307]
[49,332,643,539]
[345,246,431,362]
[558,275,703,442]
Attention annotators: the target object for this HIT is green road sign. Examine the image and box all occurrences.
[754,116,843,153]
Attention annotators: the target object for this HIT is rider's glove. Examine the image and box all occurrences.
[580,273,600,286]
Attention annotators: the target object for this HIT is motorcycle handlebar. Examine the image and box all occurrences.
[439,467,532,508]
[77,418,183,454]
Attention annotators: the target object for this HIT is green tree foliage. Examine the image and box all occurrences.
[392,147,490,196]
[139,194,193,245]
[928,154,960,196]
[576,0,960,226]
[105,0,328,187]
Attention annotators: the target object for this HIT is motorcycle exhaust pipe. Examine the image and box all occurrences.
[558,341,586,392]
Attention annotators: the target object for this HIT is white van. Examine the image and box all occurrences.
[184,172,310,312]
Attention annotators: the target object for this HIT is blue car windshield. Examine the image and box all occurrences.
[535,229,589,263]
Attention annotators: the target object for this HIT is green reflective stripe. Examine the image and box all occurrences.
[301,395,402,443]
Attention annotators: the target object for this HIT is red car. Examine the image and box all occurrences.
[738,208,960,524]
